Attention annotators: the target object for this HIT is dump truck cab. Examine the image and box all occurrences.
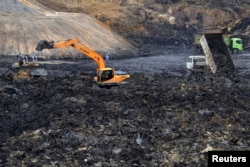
[195,34,243,54]
[186,55,207,70]
[223,35,243,54]
[230,37,243,54]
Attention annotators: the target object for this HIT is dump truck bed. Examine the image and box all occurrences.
[203,29,235,74]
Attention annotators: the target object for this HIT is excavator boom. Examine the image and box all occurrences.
[37,38,106,69]
[36,38,130,86]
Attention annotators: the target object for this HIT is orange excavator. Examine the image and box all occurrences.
[36,38,130,86]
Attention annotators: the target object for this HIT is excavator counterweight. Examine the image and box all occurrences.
[36,38,130,86]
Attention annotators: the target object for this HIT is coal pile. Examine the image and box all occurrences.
[0,68,249,167]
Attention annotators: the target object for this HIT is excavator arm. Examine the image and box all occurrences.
[37,39,106,69]
[36,38,130,86]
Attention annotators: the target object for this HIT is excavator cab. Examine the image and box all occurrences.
[99,69,114,82]
[95,68,129,86]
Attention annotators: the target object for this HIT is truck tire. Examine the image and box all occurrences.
[232,49,239,54]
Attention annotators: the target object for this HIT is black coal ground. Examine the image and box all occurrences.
[0,55,250,167]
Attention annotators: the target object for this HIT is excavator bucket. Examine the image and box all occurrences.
[36,40,54,51]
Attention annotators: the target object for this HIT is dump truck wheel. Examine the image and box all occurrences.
[232,49,239,54]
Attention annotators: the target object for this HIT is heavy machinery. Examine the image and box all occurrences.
[12,55,38,68]
[199,29,235,74]
[11,55,48,77]
[194,33,243,54]
[223,35,243,54]
[187,29,236,75]
[36,38,130,86]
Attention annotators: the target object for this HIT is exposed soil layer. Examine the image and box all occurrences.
[37,0,250,52]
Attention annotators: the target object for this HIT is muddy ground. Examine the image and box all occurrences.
[0,51,250,167]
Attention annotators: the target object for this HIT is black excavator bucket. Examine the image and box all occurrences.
[36,40,54,51]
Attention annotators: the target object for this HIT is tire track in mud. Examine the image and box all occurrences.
[18,0,54,15]
[17,21,29,54]
[4,24,17,55]
[0,0,36,15]
[60,17,108,56]
[36,18,81,58]
[110,54,188,75]
[63,15,137,57]
[0,24,7,55]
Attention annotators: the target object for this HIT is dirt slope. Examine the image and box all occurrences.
[0,0,137,58]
